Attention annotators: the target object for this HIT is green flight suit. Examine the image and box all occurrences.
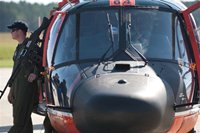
[8,39,40,133]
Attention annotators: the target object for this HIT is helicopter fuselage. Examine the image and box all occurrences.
[42,0,200,132]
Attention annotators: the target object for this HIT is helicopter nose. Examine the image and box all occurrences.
[72,74,175,133]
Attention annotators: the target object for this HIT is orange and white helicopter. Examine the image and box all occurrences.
[39,0,200,132]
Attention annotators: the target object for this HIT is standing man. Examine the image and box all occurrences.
[7,21,40,133]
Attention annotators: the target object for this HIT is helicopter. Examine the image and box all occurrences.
[38,0,200,132]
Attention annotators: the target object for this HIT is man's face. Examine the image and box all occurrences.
[10,28,20,40]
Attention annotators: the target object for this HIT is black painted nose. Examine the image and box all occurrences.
[72,74,174,133]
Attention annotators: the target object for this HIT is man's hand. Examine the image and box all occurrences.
[28,73,37,82]
[8,89,14,104]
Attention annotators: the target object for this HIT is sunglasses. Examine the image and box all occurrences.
[11,28,19,33]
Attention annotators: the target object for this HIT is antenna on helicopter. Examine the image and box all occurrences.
[58,0,79,9]
[67,0,73,7]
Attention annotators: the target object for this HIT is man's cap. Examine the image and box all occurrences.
[7,21,28,32]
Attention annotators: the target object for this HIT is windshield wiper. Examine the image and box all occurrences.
[97,13,115,64]
[107,13,115,51]
[127,13,148,66]
[100,12,115,61]
[93,13,115,73]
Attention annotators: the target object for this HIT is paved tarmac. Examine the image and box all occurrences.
[1,68,200,133]
[0,68,44,133]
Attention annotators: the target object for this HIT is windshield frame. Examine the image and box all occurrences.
[52,6,179,69]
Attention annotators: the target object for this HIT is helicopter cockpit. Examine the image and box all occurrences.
[45,4,192,107]
[47,6,189,68]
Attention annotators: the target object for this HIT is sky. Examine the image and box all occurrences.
[0,0,196,4]
[0,0,62,5]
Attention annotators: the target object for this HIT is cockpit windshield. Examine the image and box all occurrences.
[53,8,174,65]
[80,9,173,60]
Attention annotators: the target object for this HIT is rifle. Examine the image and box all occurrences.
[0,17,50,100]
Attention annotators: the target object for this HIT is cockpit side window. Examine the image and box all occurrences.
[54,15,76,65]
[174,17,189,63]
[174,16,193,97]
[189,8,200,52]
[47,14,64,67]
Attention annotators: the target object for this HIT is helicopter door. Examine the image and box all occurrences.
[182,2,200,88]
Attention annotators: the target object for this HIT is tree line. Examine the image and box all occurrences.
[0,1,198,32]
[0,1,56,32]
